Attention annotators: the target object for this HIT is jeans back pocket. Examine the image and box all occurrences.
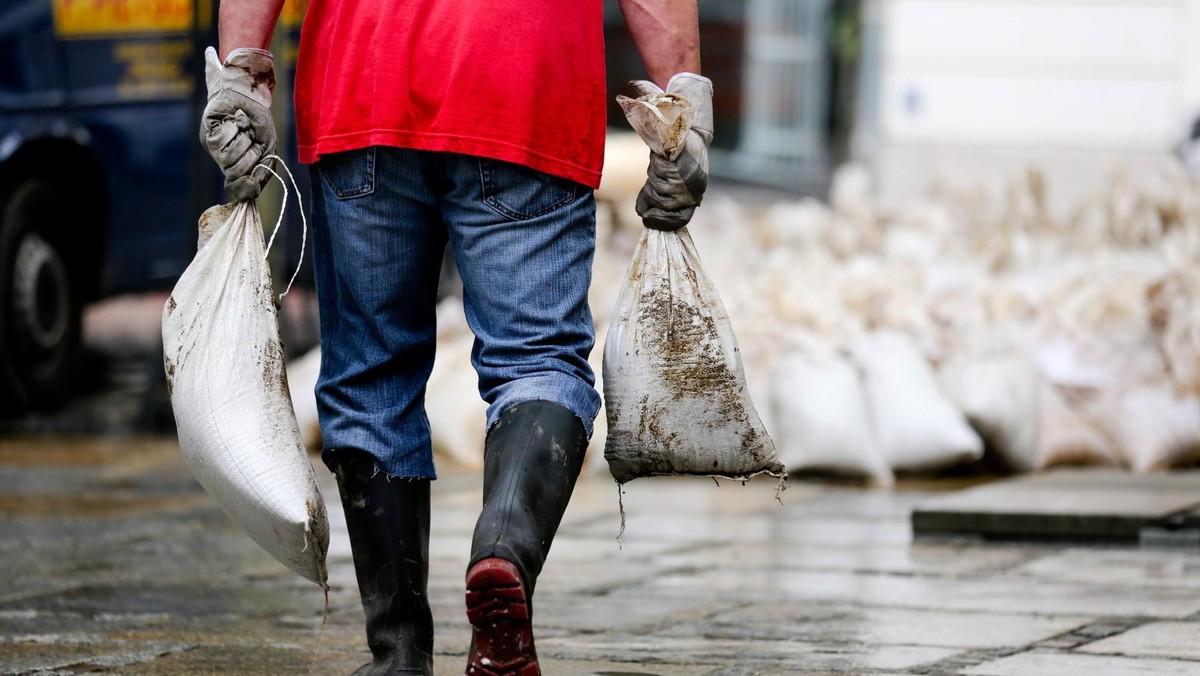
[479,158,579,221]
[316,147,376,199]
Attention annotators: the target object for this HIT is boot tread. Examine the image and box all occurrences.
[465,558,539,675]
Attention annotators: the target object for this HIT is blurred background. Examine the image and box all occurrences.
[7,6,1200,673]
[608,0,1200,211]
[3,0,1200,484]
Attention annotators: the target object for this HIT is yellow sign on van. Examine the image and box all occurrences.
[282,0,308,29]
[53,0,194,37]
[53,0,305,38]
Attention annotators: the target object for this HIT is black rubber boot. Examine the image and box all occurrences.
[329,449,435,676]
[465,400,588,675]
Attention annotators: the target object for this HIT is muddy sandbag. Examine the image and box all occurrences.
[602,88,784,486]
[162,200,329,587]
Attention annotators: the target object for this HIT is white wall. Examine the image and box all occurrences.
[874,0,1199,213]
[1184,0,1200,123]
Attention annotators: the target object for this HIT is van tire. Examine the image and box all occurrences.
[0,178,82,409]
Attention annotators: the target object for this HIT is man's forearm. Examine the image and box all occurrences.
[218,0,286,61]
[619,0,701,87]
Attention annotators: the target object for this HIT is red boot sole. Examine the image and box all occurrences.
[465,557,539,675]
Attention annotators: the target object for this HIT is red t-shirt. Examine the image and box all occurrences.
[294,1,606,189]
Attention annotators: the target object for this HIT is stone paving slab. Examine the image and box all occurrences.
[539,634,958,672]
[963,649,1200,676]
[912,469,1200,541]
[683,605,1090,650]
[1010,548,1200,589]
[1075,621,1200,660]
[648,540,1042,578]
[5,438,1200,674]
[637,567,1200,617]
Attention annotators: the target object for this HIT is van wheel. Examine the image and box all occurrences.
[0,178,81,409]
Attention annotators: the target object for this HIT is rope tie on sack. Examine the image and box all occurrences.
[253,155,308,299]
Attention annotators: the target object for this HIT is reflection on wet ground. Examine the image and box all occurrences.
[3,437,1200,674]
[2,285,1198,672]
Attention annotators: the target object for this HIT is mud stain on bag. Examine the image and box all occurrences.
[603,228,785,487]
[163,199,329,589]
[603,89,785,536]
[163,356,175,397]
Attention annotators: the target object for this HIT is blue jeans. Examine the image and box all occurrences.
[308,146,601,478]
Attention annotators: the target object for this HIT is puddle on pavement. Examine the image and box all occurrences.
[0,492,209,519]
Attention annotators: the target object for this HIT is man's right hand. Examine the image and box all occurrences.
[200,46,277,202]
[631,73,713,231]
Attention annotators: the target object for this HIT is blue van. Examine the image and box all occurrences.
[0,0,304,408]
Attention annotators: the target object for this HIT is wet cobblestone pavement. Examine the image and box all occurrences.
[4,154,1198,676]
[3,437,1200,675]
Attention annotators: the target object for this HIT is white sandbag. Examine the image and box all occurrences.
[1028,335,1117,392]
[1106,385,1200,472]
[286,346,323,453]
[829,163,876,224]
[851,330,983,472]
[596,131,652,234]
[602,88,784,486]
[769,343,893,484]
[583,320,611,477]
[425,331,487,471]
[1147,269,1200,396]
[1034,384,1121,469]
[162,201,328,587]
[939,353,1042,472]
[758,198,833,252]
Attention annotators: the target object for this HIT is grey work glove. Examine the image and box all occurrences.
[630,73,713,231]
[200,46,277,202]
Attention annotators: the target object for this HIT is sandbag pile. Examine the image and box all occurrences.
[413,148,1200,482]
[673,161,1200,479]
